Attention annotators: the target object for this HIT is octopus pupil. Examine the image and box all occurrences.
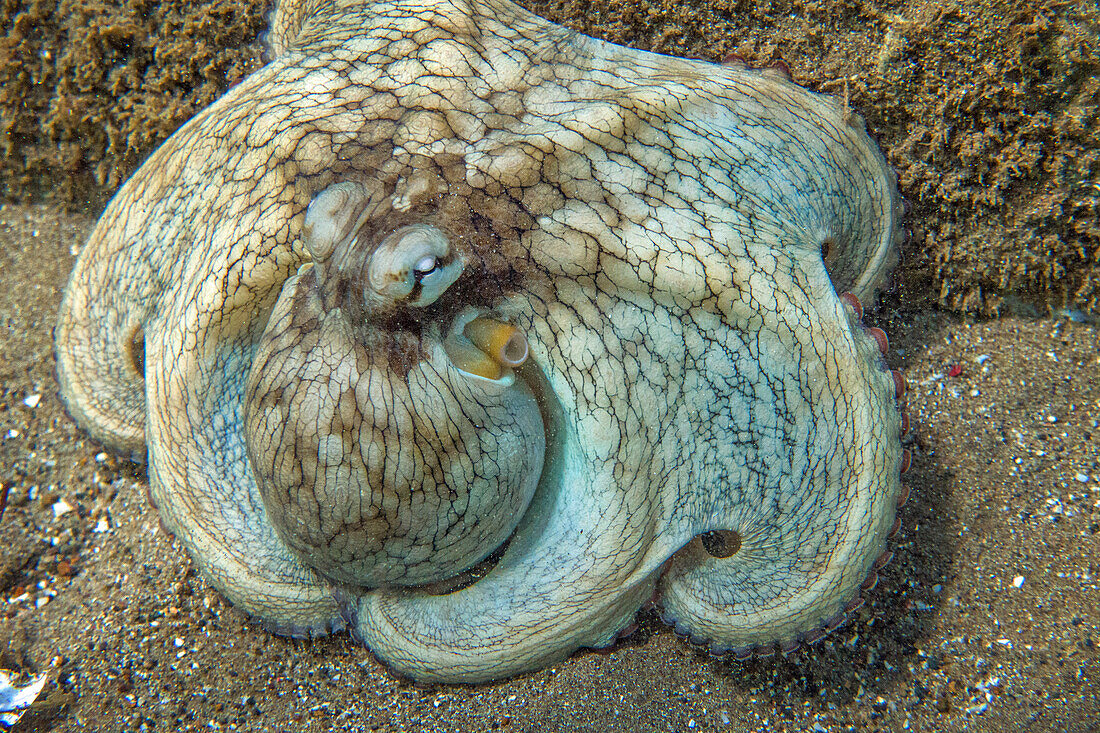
[699,529,742,558]
[414,255,437,277]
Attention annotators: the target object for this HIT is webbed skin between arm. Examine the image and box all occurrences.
[55,0,906,683]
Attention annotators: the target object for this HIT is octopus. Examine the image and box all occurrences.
[55,0,910,683]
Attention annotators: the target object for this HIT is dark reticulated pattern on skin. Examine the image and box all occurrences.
[663,292,914,662]
[54,0,907,683]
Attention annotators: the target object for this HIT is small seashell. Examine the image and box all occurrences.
[0,669,48,727]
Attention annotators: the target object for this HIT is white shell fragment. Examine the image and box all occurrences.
[0,669,48,727]
[51,499,74,519]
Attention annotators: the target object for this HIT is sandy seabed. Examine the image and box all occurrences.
[1,202,1098,732]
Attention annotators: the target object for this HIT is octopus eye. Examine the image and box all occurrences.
[414,255,439,277]
[301,183,463,310]
[367,224,463,307]
[301,181,369,263]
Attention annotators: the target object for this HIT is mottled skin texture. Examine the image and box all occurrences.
[55,0,906,683]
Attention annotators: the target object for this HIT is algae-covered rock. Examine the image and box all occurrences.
[0,0,267,203]
[1,0,1097,312]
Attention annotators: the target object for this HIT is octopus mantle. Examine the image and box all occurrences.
[55,0,908,683]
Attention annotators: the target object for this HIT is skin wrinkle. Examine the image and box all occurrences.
[55,0,906,682]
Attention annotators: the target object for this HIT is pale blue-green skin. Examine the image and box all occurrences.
[54,0,905,683]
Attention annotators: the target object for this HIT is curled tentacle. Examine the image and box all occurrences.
[346,367,662,683]
[654,295,903,654]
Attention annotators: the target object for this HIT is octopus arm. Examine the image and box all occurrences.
[346,385,664,683]
[655,274,904,653]
[137,221,340,635]
[54,169,189,456]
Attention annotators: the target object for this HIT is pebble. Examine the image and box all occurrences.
[1012,576,1025,588]
[22,394,41,408]
[51,499,73,518]
[966,700,989,716]
[1058,308,1090,323]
